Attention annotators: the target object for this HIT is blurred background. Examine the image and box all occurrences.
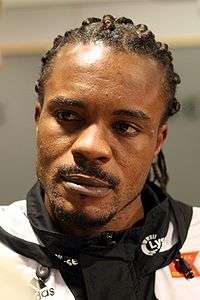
[0,0,199,205]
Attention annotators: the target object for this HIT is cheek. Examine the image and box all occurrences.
[116,136,157,181]
[36,118,72,166]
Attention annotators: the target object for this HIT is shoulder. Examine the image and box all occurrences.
[0,201,40,280]
[0,200,27,234]
[0,200,39,244]
[155,206,200,299]
[182,206,200,250]
[0,200,26,214]
[190,206,200,225]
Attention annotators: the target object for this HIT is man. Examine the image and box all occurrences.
[0,15,199,300]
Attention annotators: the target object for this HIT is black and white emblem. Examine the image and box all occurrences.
[141,234,165,256]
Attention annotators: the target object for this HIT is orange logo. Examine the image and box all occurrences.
[169,251,200,278]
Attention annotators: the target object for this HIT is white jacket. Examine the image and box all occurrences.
[0,192,200,299]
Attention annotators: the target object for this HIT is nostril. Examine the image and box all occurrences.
[73,152,86,165]
[72,151,109,166]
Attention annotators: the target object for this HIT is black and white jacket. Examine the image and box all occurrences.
[0,182,200,300]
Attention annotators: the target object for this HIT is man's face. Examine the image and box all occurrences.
[35,43,167,233]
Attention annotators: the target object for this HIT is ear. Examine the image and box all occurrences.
[154,124,168,159]
[34,101,42,132]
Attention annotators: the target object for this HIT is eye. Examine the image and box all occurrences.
[55,110,81,122]
[113,121,139,136]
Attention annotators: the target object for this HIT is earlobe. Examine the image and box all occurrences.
[154,124,168,158]
[34,101,42,132]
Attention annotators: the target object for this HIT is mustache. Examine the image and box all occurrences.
[57,164,120,189]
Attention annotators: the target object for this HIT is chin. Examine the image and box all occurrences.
[43,180,118,231]
[52,198,117,231]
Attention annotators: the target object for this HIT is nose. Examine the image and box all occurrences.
[71,124,112,165]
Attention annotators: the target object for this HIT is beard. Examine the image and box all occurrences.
[36,162,120,233]
[39,179,119,232]
[54,201,117,230]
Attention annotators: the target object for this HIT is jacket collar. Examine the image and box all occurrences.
[26,181,192,274]
[0,181,192,274]
[0,182,193,300]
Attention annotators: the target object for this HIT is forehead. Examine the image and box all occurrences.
[44,43,166,114]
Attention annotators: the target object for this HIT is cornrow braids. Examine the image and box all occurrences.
[35,15,181,192]
[152,150,169,192]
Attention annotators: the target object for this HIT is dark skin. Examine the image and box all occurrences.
[35,43,168,237]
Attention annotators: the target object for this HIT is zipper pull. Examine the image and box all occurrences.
[36,265,51,289]
[174,253,195,279]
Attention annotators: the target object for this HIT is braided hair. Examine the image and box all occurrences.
[35,15,181,192]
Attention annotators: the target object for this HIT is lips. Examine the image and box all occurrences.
[62,175,111,188]
[61,175,112,198]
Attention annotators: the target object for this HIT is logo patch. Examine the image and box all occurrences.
[30,278,55,299]
[141,234,165,256]
[169,251,200,278]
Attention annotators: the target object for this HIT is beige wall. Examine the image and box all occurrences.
[1,0,200,54]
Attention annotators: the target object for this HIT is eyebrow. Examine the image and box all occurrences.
[113,109,151,122]
[48,96,151,122]
[47,97,86,109]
